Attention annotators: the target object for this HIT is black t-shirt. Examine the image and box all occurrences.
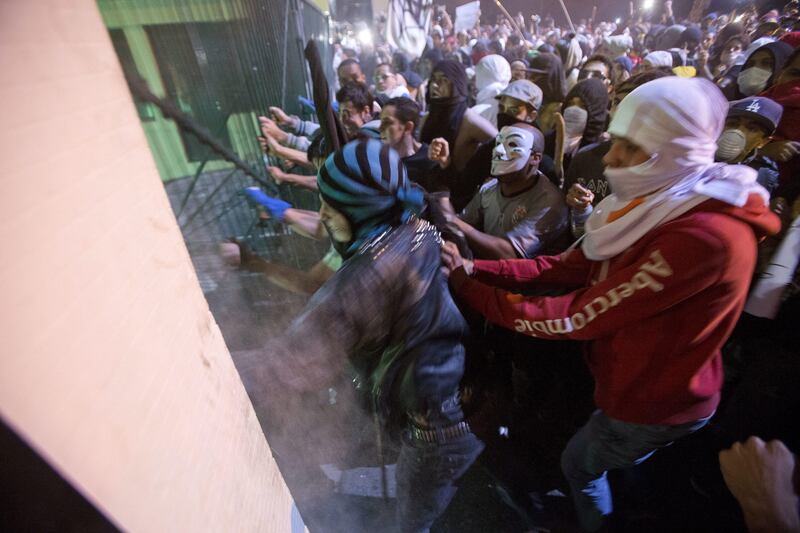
[563,140,612,204]
[403,143,439,192]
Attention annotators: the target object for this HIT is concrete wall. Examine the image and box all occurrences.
[0,1,295,530]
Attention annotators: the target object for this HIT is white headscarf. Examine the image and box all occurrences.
[643,50,673,67]
[603,34,633,57]
[581,77,769,261]
[471,54,512,125]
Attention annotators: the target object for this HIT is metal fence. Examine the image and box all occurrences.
[98,0,331,282]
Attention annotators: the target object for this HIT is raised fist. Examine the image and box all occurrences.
[428,137,451,169]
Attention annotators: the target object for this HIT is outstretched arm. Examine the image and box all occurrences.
[445,228,728,340]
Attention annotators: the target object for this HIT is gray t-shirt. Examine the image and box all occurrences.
[460,173,569,258]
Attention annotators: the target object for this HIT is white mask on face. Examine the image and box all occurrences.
[721,51,741,67]
[491,126,535,176]
[563,105,589,138]
[737,66,771,96]
[715,128,747,162]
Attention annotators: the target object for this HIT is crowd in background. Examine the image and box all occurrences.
[227,1,800,530]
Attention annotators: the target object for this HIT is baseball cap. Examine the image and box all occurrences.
[728,96,784,134]
[496,80,543,111]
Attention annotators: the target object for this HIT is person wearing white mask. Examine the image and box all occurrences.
[548,78,608,171]
[715,96,783,195]
[710,35,749,81]
[471,54,512,127]
[565,69,674,238]
[441,77,781,531]
[723,41,793,100]
[453,123,569,259]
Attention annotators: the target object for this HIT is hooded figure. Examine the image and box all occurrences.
[762,50,800,199]
[779,32,800,50]
[471,54,512,126]
[711,22,746,57]
[444,75,781,533]
[528,52,568,133]
[420,60,469,151]
[725,41,793,100]
[655,24,686,51]
[529,52,567,105]
[560,77,609,158]
[317,139,426,257]
[252,138,484,533]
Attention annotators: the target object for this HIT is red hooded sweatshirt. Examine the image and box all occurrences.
[451,195,781,425]
[761,80,800,197]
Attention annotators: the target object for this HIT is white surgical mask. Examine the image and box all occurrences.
[491,126,535,176]
[715,129,747,162]
[563,105,589,138]
[737,66,771,96]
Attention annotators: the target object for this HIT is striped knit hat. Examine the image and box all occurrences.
[317,139,425,257]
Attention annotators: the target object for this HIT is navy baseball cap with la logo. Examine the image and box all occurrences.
[728,96,784,134]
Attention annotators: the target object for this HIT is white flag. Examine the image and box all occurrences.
[386,0,433,60]
[455,1,480,33]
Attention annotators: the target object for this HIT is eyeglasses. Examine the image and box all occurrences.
[579,70,607,81]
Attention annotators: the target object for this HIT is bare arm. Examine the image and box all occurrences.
[269,166,319,191]
[259,135,314,170]
[284,208,327,240]
[245,257,333,295]
[464,107,498,145]
[454,217,518,259]
[220,241,334,295]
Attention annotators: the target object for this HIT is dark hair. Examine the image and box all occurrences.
[375,62,395,74]
[742,41,794,88]
[307,130,329,168]
[392,51,410,72]
[337,58,361,74]
[336,81,373,111]
[384,97,421,130]
[616,68,673,94]
[583,54,614,77]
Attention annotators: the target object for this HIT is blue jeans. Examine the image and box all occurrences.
[561,410,712,531]
[395,430,484,533]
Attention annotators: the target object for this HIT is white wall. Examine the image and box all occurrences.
[0,1,295,530]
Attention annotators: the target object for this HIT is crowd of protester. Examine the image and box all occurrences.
[227,2,800,531]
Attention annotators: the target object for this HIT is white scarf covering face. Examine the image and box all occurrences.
[474,54,511,104]
[472,54,512,125]
[581,77,769,261]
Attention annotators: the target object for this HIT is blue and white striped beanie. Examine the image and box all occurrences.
[317,139,425,257]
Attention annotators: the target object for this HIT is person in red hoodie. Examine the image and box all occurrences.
[441,76,781,531]
[761,47,800,211]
